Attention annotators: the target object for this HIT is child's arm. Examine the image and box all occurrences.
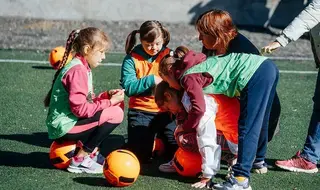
[192,95,220,188]
[63,65,112,118]
[179,74,207,132]
[120,55,156,97]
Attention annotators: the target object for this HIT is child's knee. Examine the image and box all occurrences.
[100,106,124,124]
[112,106,124,123]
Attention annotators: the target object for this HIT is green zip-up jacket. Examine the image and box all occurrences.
[183,51,267,97]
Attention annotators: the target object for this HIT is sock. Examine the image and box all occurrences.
[235,176,247,183]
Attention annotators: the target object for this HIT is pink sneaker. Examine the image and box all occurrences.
[275,151,318,173]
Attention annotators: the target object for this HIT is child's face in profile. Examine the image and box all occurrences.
[161,92,183,114]
[85,46,107,68]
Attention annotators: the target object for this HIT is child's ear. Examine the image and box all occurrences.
[164,91,172,101]
[83,45,91,55]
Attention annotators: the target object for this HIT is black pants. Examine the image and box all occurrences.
[127,109,178,163]
[56,110,122,154]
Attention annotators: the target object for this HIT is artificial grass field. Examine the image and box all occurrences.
[0,49,319,190]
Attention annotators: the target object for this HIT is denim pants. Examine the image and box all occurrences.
[300,27,320,163]
[232,59,279,178]
[127,109,177,163]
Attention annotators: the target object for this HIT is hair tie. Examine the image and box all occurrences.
[74,29,80,38]
[169,50,174,57]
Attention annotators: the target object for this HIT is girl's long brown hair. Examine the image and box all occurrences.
[196,9,237,55]
[44,27,110,107]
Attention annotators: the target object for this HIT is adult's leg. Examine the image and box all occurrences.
[300,26,320,163]
[256,64,279,163]
[268,91,281,142]
[300,65,320,164]
[275,29,320,173]
[232,60,279,178]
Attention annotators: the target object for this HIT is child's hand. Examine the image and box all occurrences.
[154,76,163,85]
[260,41,281,54]
[178,134,189,146]
[174,124,183,137]
[174,125,190,146]
[191,177,212,189]
[108,89,125,96]
[110,90,125,105]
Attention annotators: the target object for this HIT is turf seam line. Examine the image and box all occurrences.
[0,59,318,74]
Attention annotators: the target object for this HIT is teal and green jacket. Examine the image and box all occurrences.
[120,45,170,112]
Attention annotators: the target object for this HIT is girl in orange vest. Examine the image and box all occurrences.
[120,20,177,163]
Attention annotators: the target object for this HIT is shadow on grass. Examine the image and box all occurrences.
[0,150,53,169]
[138,160,226,184]
[265,158,287,172]
[32,65,54,70]
[73,177,113,187]
[0,132,52,148]
[0,133,126,153]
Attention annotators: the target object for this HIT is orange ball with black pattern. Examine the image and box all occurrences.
[103,149,140,187]
[173,147,202,177]
[152,137,165,157]
[49,141,76,169]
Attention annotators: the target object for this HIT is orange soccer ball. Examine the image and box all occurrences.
[152,137,165,157]
[48,46,72,69]
[103,149,140,187]
[49,141,76,169]
[173,147,202,177]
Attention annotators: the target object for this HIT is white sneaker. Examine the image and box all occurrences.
[67,155,103,174]
[159,160,177,173]
[90,151,105,165]
[214,175,252,190]
[252,161,268,174]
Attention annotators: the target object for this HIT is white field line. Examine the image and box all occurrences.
[0,59,318,74]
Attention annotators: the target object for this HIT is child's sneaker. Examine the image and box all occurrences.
[214,175,252,190]
[90,151,105,165]
[158,160,177,173]
[67,155,103,174]
[252,160,268,174]
[275,151,318,173]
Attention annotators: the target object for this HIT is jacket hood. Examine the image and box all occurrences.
[175,50,207,79]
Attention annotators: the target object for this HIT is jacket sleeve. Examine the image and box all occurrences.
[120,55,155,97]
[179,74,206,132]
[62,65,111,118]
[276,0,320,47]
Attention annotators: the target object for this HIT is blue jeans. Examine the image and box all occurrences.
[232,59,279,178]
[301,68,320,164]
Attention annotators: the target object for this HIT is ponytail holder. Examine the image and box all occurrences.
[74,29,81,38]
